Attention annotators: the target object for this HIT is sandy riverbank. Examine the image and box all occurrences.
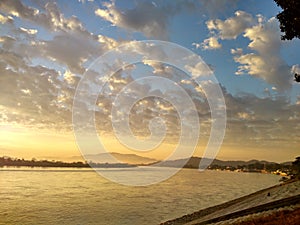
[161,180,300,225]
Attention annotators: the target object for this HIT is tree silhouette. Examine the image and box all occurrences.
[292,156,300,179]
[295,73,300,82]
[274,0,300,40]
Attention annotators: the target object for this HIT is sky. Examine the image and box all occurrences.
[0,0,299,163]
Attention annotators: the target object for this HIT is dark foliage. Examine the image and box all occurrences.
[0,156,135,168]
[291,156,300,179]
[274,0,300,40]
[295,73,300,82]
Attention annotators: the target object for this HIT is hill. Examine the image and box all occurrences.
[69,152,157,165]
[155,157,292,172]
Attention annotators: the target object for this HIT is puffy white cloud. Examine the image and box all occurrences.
[206,10,254,39]
[232,18,291,91]
[291,64,300,74]
[200,37,222,50]
[195,10,254,51]
[0,0,118,67]
[202,10,293,90]
[0,0,84,33]
[0,0,121,74]
[0,0,124,131]
[244,18,280,54]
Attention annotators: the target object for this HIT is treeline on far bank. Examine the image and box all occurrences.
[208,156,300,180]
[0,156,135,168]
[207,163,291,173]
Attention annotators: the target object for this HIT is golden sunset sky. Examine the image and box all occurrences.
[0,0,299,163]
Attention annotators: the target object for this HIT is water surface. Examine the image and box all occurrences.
[0,167,280,224]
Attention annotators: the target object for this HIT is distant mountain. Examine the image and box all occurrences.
[68,154,292,168]
[152,157,217,169]
[69,152,157,165]
[155,157,290,169]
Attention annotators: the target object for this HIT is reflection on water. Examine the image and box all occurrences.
[0,167,279,225]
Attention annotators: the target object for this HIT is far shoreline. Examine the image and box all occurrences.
[0,156,295,180]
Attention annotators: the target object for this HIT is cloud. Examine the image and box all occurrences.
[185,61,213,78]
[201,10,293,91]
[232,18,291,91]
[0,0,85,33]
[244,18,280,54]
[291,64,300,74]
[222,89,300,148]
[78,0,94,3]
[63,69,80,85]
[0,48,70,129]
[38,34,101,74]
[0,13,13,24]
[0,36,16,50]
[194,10,254,50]
[1,39,299,149]
[97,34,119,49]
[95,1,174,39]
[0,0,123,131]
[199,37,222,50]
[230,48,243,55]
[19,27,38,35]
[0,0,38,19]
[94,0,241,40]
[206,10,255,39]
[5,31,109,74]
[0,0,121,74]
[94,0,207,40]
[0,0,299,155]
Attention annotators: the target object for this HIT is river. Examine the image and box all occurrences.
[0,167,280,225]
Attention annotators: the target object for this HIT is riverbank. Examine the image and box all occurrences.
[161,180,300,225]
